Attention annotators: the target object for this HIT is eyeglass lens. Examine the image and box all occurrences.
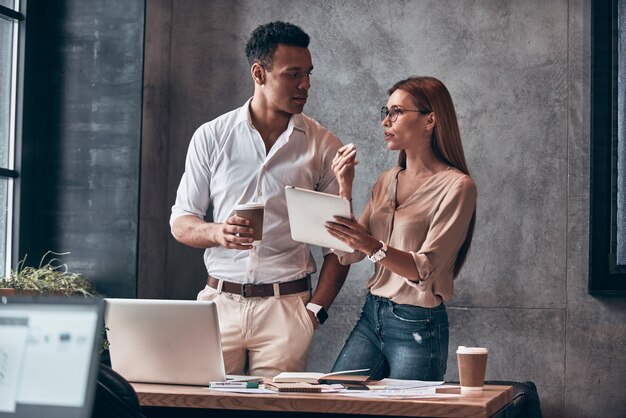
[381,106,392,122]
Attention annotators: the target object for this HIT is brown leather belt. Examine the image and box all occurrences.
[207,275,311,298]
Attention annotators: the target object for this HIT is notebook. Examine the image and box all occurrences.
[104,298,225,386]
[0,295,103,418]
[265,382,323,393]
[272,368,370,384]
[284,186,354,252]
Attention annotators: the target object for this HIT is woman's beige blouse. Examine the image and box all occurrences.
[337,166,477,308]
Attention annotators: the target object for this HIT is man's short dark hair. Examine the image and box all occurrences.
[245,21,310,70]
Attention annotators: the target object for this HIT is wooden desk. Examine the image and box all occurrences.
[132,383,513,418]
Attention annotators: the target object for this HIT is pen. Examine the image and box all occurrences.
[209,382,260,389]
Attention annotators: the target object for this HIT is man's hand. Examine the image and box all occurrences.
[216,214,256,250]
[306,308,320,330]
[171,214,256,250]
[306,253,350,332]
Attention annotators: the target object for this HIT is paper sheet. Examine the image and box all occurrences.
[207,387,276,394]
[338,380,460,399]
[338,386,462,399]
[376,378,445,389]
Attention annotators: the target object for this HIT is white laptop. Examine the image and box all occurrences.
[285,186,354,253]
[104,298,225,386]
[0,295,103,418]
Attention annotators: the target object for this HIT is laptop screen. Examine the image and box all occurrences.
[0,296,103,418]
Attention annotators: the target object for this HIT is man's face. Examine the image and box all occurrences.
[261,44,313,115]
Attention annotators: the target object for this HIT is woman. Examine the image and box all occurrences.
[326,76,476,381]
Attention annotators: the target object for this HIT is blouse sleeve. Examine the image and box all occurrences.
[333,176,383,265]
[411,175,477,282]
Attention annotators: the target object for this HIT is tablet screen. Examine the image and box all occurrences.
[285,186,354,253]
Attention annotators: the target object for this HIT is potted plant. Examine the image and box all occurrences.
[0,251,110,357]
[0,251,97,297]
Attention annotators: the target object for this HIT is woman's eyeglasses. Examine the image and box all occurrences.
[380,106,430,122]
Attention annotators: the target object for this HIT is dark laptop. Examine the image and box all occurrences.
[0,295,103,418]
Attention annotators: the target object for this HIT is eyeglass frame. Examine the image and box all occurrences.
[380,105,430,122]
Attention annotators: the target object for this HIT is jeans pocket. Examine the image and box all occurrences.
[390,303,431,324]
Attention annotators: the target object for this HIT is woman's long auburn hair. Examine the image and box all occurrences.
[388,76,475,277]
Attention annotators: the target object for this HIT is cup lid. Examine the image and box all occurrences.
[457,346,488,354]
[235,202,264,210]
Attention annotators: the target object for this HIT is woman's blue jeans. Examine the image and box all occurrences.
[331,292,449,381]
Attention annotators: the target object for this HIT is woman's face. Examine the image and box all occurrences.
[381,89,432,152]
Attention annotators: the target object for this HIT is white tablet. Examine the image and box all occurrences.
[285,186,354,253]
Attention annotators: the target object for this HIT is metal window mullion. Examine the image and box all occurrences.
[0,5,24,22]
[4,0,21,276]
[8,1,20,172]
[0,168,18,178]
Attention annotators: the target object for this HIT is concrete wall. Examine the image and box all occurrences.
[139,1,626,417]
[19,1,144,297]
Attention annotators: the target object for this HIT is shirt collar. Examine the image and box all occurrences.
[235,97,309,134]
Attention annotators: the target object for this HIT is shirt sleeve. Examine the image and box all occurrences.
[410,175,477,282]
[315,130,343,256]
[170,126,213,227]
[315,130,342,195]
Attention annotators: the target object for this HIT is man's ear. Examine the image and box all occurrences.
[251,63,265,85]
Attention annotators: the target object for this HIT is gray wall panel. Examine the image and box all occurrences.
[21,1,144,297]
[138,0,626,416]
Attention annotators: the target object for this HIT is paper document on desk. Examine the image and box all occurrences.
[225,374,264,383]
[338,380,458,399]
[206,387,275,394]
[339,386,461,399]
[377,378,444,389]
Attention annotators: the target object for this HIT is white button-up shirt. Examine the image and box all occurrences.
[170,99,342,284]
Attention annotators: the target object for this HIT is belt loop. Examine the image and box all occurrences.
[273,283,281,299]
[216,279,224,294]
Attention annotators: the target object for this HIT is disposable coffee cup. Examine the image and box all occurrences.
[235,203,264,243]
[456,346,488,392]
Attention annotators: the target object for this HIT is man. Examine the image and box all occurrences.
[170,21,350,376]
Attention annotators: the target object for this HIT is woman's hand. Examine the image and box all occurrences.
[331,143,358,199]
[325,215,379,255]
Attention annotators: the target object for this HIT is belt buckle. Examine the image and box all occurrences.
[241,283,252,297]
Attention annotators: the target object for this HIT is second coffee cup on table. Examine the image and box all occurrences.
[235,203,265,243]
[456,346,488,392]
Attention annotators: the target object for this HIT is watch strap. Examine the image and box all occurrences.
[367,241,388,263]
[306,302,328,325]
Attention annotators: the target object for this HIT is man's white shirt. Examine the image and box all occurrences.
[170,99,342,284]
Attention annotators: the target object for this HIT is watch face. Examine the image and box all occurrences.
[317,307,329,324]
[368,249,385,263]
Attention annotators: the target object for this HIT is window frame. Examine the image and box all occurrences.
[0,2,24,276]
[589,0,626,294]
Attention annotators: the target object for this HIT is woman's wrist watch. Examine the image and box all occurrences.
[367,241,388,263]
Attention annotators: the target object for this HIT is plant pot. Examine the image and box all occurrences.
[0,288,41,296]
[0,288,17,296]
[0,288,55,296]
